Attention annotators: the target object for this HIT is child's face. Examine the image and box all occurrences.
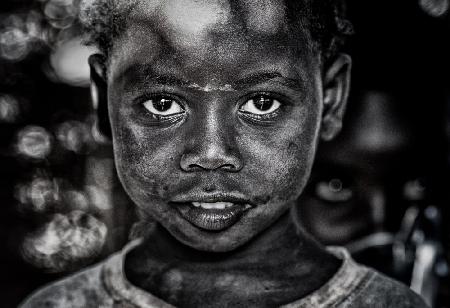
[95,0,347,252]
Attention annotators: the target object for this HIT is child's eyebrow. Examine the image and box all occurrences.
[115,64,305,92]
[113,63,191,89]
[233,72,305,92]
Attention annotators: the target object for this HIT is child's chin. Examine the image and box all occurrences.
[168,222,254,253]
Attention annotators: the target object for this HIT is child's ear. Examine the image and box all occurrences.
[89,54,112,139]
[320,53,352,141]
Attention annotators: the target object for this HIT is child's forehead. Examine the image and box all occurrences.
[112,0,311,63]
[108,0,315,87]
[131,0,290,36]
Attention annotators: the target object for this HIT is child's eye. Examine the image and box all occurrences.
[142,97,184,116]
[240,95,281,115]
[314,178,354,204]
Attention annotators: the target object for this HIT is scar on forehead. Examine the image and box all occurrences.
[186,84,236,92]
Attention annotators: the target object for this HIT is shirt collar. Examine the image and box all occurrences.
[102,240,371,308]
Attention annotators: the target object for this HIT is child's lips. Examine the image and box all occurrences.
[173,201,253,231]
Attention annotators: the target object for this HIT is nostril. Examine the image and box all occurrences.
[186,163,236,172]
[187,164,203,171]
[221,164,236,171]
[180,148,243,172]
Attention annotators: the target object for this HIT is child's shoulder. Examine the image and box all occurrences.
[335,248,429,308]
[20,240,143,308]
[352,269,429,308]
[19,239,164,308]
[329,247,428,308]
[19,260,112,308]
[286,247,429,308]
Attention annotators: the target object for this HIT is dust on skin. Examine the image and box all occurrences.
[244,0,287,34]
[128,0,234,54]
[92,0,350,306]
[107,0,328,253]
[133,0,287,38]
[110,0,310,76]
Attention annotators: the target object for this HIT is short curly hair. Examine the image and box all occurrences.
[79,0,353,62]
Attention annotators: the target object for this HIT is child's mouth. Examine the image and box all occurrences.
[174,201,253,231]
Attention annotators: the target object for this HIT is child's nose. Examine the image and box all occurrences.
[179,112,243,172]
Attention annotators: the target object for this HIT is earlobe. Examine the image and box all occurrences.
[320,53,352,141]
[89,54,112,139]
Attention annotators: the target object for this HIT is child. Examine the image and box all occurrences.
[21,0,428,307]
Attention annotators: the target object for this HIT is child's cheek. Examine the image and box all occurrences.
[112,122,181,200]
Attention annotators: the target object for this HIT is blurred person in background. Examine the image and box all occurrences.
[298,88,448,307]
[296,1,450,306]
[299,89,419,246]
[298,84,448,308]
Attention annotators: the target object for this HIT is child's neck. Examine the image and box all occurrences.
[124,207,341,308]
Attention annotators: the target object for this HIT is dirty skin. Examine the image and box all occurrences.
[90,0,351,307]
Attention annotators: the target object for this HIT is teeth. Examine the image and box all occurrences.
[192,202,234,210]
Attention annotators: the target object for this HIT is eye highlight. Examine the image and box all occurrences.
[142,97,184,116]
[240,95,281,115]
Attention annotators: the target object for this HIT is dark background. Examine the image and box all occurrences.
[0,0,448,307]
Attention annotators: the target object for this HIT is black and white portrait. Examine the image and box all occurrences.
[0,0,448,307]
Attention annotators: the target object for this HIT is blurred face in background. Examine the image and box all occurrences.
[298,90,426,246]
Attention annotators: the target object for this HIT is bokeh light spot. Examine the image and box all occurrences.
[0,94,20,123]
[56,120,92,153]
[0,27,31,61]
[44,0,78,29]
[419,0,449,17]
[50,37,96,87]
[21,210,107,273]
[16,126,53,160]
